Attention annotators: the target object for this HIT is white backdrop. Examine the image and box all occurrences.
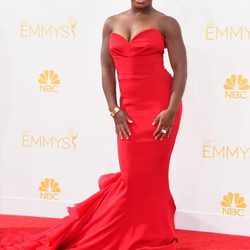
[0,0,249,236]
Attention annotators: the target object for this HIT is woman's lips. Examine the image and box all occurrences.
[136,0,145,3]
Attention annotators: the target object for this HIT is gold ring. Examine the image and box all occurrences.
[161,129,167,134]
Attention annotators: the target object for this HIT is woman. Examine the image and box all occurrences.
[0,0,187,249]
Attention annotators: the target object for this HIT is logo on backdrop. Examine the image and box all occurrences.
[220,192,247,216]
[39,178,61,200]
[202,140,249,160]
[22,129,78,150]
[38,69,61,92]
[20,17,77,38]
[224,74,250,99]
[205,21,250,40]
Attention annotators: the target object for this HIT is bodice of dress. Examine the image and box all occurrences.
[109,28,166,80]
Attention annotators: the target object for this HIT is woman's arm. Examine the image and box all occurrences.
[164,16,187,113]
[152,16,187,139]
[100,17,118,112]
[100,16,133,140]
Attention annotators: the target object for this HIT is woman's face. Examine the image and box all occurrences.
[131,0,152,8]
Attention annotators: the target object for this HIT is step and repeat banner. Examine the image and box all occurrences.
[0,0,249,236]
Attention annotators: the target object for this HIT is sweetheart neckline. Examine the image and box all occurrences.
[110,28,165,43]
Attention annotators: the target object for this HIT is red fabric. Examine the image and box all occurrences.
[0,28,182,250]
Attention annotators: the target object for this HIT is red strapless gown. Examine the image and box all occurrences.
[0,28,182,250]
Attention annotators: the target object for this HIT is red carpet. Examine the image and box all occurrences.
[0,214,250,249]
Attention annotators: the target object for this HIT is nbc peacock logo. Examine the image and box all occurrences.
[38,69,61,92]
[224,74,250,99]
[20,16,77,39]
[39,178,61,200]
[220,192,247,216]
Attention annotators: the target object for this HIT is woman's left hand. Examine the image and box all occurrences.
[152,108,176,140]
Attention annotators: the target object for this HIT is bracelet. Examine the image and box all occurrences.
[110,106,120,117]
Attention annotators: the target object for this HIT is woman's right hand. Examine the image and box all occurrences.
[113,109,133,140]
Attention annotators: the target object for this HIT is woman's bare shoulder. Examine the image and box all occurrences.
[104,10,130,24]
[103,11,129,32]
[154,10,180,27]
[153,12,181,37]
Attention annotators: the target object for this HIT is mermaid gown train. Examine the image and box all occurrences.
[0,28,183,250]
